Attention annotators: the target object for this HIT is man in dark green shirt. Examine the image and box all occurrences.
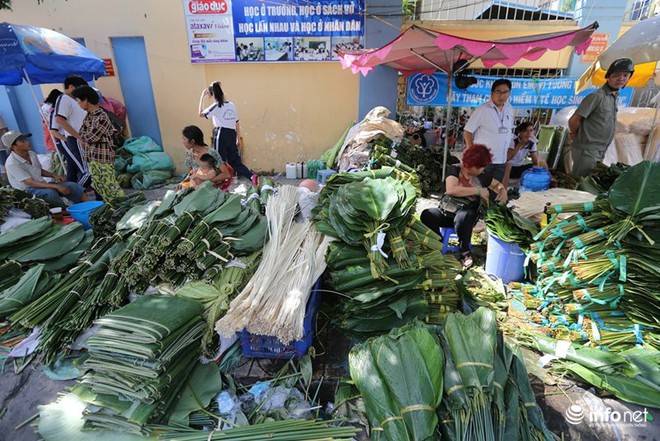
[568,58,634,178]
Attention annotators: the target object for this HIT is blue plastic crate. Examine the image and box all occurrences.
[239,278,321,359]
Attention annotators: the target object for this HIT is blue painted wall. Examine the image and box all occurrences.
[1,84,46,154]
[111,37,162,146]
[357,0,401,119]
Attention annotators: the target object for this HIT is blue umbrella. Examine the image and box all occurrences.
[0,22,106,85]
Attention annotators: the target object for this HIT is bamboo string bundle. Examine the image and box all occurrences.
[216,185,331,343]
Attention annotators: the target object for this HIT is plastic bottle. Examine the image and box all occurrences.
[296,162,303,179]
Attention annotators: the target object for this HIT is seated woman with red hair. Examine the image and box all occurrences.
[421,144,507,268]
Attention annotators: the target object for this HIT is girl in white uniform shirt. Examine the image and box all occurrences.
[199,81,257,184]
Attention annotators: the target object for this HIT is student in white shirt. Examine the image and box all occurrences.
[502,121,547,188]
[199,81,258,185]
[51,75,90,186]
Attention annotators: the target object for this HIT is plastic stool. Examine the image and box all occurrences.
[317,169,337,184]
[440,227,471,254]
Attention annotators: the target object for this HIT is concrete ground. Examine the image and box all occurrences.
[0,175,658,440]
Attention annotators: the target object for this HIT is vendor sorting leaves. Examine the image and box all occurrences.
[421,144,507,268]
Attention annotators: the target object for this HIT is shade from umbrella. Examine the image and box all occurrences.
[338,23,598,76]
[0,22,106,86]
[576,16,660,93]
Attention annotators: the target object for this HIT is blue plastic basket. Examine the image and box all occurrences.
[239,278,322,359]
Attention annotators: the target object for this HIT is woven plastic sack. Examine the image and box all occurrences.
[122,136,163,155]
[127,151,176,173]
[114,156,128,172]
[131,169,172,190]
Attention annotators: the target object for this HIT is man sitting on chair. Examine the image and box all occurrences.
[2,131,87,205]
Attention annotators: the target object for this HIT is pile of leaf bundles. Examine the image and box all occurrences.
[174,250,261,357]
[89,191,147,237]
[349,320,443,440]
[0,216,92,270]
[439,309,555,441]
[0,264,60,318]
[216,185,331,344]
[523,162,660,351]
[314,175,417,279]
[391,136,459,194]
[0,187,54,221]
[518,333,660,408]
[325,228,461,336]
[456,269,508,318]
[72,295,205,435]
[580,161,629,194]
[243,175,277,215]
[0,260,23,294]
[484,203,538,251]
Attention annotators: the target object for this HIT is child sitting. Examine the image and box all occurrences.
[190,153,218,189]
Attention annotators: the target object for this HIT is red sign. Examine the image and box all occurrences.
[580,32,609,64]
[103,58,115,76]
[187,0,228,14]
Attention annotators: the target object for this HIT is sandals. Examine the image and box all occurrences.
[460,252,474,269]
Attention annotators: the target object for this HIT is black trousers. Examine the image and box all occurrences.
[420,206,479,253]
[56,136,90,187]
[213,127,253,179]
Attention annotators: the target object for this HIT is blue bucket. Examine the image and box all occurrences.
[67,201,104,230]
[485,232,526,283]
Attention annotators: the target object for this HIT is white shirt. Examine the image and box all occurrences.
[6,150,45,191]
[508,137,537,167]
[52,94,87,136]
[203,101,239,129]
[464,100,514,164]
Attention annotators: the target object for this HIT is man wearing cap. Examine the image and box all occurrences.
[568,58,634,178]
[2,131,87,204]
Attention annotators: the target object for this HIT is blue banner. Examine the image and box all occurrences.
[406,73,633,108]
[183,0,364,63]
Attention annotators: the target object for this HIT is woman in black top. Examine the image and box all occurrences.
[421,144,507,268]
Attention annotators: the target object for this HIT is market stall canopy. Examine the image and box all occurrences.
[338,22,598,76]
[575,16,660,93]
[0,22,106,86]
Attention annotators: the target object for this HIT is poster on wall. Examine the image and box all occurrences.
[182,0,365,64]
[406,73,633,109]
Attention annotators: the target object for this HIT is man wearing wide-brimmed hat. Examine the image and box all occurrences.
[2,131,87,204]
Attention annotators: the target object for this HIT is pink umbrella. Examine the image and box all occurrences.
[339,23,598,177]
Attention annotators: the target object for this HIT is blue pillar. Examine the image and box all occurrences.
[566,0,627,77]
[358,0,401,119]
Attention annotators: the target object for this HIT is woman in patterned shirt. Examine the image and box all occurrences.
[71,86,125,202]
[179,125,233,190]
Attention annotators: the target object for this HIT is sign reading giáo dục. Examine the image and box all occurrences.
[182,0,365,64]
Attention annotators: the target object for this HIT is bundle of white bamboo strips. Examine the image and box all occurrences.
[215,185,331,343]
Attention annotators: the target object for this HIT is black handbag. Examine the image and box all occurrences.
[439,193,477,217]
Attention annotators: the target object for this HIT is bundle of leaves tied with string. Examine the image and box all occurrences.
[314,175,417,279]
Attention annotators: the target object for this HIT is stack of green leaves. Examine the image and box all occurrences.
[484,203,539,251]
[518,333,660,408]
[89,191,147,238]
[314,175,417,279]
[0,217,92,270]
[349,321,443,440]
[72,295,205,435]
[0,187,54,222]
[174,250,260,357]
[347,310,555,441]
[323,213,461,336]
[0,264,60,318]
[580,162,630,195]
[391,137,459,194]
